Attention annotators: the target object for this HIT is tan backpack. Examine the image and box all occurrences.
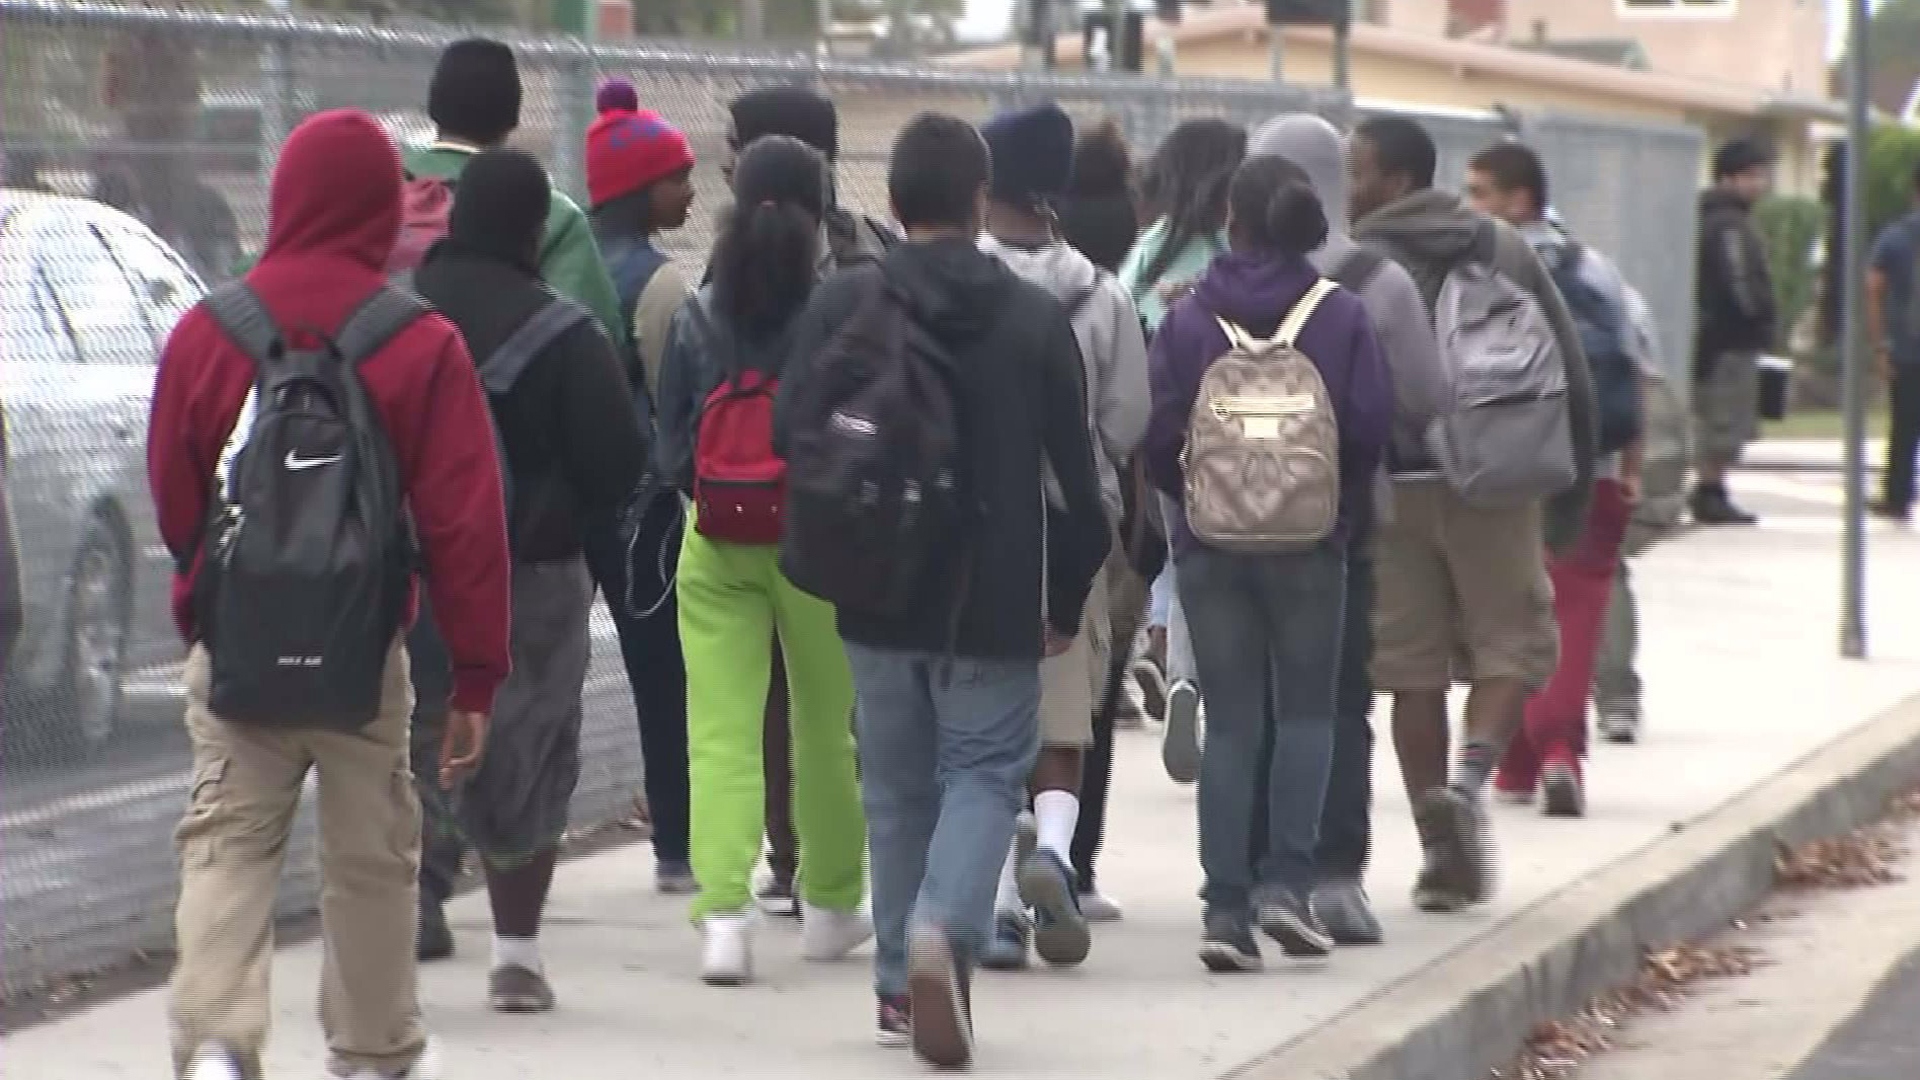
[1182,278,1342,552]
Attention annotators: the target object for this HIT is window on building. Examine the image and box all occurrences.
[1619,0,1736,15]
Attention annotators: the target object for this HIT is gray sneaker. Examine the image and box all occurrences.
[1412,787,1484,912]
[1311,877,1384,946]
[1198,908,1263,972]
[1162,679,1202,784]
[1597,706,1641,744]
[488,964,556,1013]
[1019,848,1091,967]
[1256,887,1334,958]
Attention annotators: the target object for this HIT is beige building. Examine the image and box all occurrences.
[945,0,1840,195]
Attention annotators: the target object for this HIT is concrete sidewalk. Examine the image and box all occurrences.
[5,478,1919,1080]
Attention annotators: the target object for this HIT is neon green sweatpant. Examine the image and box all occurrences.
[678,526,866,918]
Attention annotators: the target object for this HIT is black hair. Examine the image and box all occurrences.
[1355,114,1437,191]
[1138,118,1246,287]
[710,135,826,347]
[1227,155,1329,257]
[1714,136,1775,181]
[1068,119,1133,199]
[1470,140,1549,214]
[889,112,990,231]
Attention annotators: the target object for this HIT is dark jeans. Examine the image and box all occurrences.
[1885,363,1920,513]
[1314,547,1375,878]
[1180,543,1346,908]
[581,498,690,866]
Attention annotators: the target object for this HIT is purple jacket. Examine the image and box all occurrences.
[1145,250,1394,554]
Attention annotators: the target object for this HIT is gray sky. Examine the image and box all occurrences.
[957,0,1880,56]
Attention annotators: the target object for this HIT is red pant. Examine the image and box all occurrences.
[1503,479,1631,777]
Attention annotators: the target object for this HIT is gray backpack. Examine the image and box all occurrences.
[1183,279,1341,552]
[1427,258,1575,507]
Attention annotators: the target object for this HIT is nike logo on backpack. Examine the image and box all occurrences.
[284,450,344,471]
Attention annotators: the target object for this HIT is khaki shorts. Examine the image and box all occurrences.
[1039,561,1109,747]
[1371,481,1558,693]
[1693,349,1760,469]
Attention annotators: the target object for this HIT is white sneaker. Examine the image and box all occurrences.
[185,1045,242,1080]
[1078,889,1124,922]
[801,901,874,961]
[701,911,754,986]
[335,1037,442,1080]
[1162,679,1202,784]
[1597,708,1641,744]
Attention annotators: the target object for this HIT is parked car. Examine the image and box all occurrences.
[0,190,201,758]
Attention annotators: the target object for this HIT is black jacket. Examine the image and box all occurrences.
[1696,189,1778,369]
[1056,192,1138,275]
[656,286,800,494]
[776,238,1107,660]
[412,241,650,563]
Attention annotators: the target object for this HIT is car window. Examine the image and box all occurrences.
[35,215,154,364]
[102,222,203,339]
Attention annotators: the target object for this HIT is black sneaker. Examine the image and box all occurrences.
[875,993,912,1048]
[1691,484,1758,526]
[1870,500,1912,524]
[907,924,973,1069]
[1018,848,1090,967]
[1412,787,1473,912]
[488,964,556,1013]
[1257,888,1334,958]
[1198,908,1263,972]
[418,900,453,962]
[1311,877,1384,946]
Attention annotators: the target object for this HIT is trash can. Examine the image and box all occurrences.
[1757,354,1793,422]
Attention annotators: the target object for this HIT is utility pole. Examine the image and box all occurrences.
[1840,0,1870,659]
[740,0,765,40]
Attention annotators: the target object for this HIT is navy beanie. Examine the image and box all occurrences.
[429,38,522,145]
[982,103,1075,203]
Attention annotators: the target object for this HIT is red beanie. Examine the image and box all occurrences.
[585,106,693,209]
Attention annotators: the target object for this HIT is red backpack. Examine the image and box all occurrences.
[688,306,786,545]
[387,174,455,273]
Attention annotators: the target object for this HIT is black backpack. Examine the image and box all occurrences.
[1548,242,1644,456]
[779,275,966,619]
[197,283,426,728]
[475,294,590,538]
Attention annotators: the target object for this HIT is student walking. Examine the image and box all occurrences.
[776,112,1107,1067]
[1144,154,1392,971]
[656,135,871,987]
[1692,137,1777,526]
[1866,159,1920,525]
[584,82,700,895]
[1467,141,1644,819]
[409,149,653,1013]
[1249,112,1445,945]
[150,109,511,1080]
[1350,114,1597,914]
[1119,118,1248,785]
[976,103,1149,971]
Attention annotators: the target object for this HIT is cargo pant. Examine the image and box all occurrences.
[169,642,424,1080]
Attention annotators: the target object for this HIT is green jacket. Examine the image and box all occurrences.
[403,144,627,351]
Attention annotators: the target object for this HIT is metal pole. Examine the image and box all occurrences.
[1331,14,1350,91]
[1840,0,1870,660]
[1268,16,1283,81]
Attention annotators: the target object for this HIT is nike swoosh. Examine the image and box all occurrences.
[284,451,344,471]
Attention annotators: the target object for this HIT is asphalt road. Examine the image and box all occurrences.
[1787,946,1920,1080]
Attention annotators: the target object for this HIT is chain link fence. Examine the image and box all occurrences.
[0,0,1701,1000]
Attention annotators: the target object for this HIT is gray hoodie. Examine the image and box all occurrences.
[1250,114,1446,489]
[1354,188,1598,553]
[981,234,1150,523]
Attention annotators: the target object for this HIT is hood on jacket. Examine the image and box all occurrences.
[261,109,401,271]
[1250,114,1351,234]
[1191,249,1321,337]
[1354,187,1485,267]
[979,233,1102,304]
[885,237,1011,343]
[1700,187,1754,217]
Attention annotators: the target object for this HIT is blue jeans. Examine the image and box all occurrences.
[1178,543,1346,909]
[845,645,1041,997]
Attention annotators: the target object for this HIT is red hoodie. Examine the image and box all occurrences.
[147,109,511,714]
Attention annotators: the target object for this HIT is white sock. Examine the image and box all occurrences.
[995,845,1022,913]
[1034,789,1079,860]
[492,932,542,974]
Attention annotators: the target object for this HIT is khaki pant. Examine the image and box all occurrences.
[170,642,425,1080]
[1039,562,1110,747]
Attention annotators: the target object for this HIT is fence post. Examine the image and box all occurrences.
[260,0,296,187]
[555,0,595,204]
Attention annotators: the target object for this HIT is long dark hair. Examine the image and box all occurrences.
[710,134,826,346]
[1138,118,1246,287]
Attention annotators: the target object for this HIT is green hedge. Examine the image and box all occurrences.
[1755,194,1825,352]
[1867,124,1920,240]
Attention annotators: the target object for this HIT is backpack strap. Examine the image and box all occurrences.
[203,283,282,364]
[478,297,590,395]
[335,287,431,365]
[1276,279,1340,348]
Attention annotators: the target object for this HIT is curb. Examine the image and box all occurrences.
[1228,690,1920,1080]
